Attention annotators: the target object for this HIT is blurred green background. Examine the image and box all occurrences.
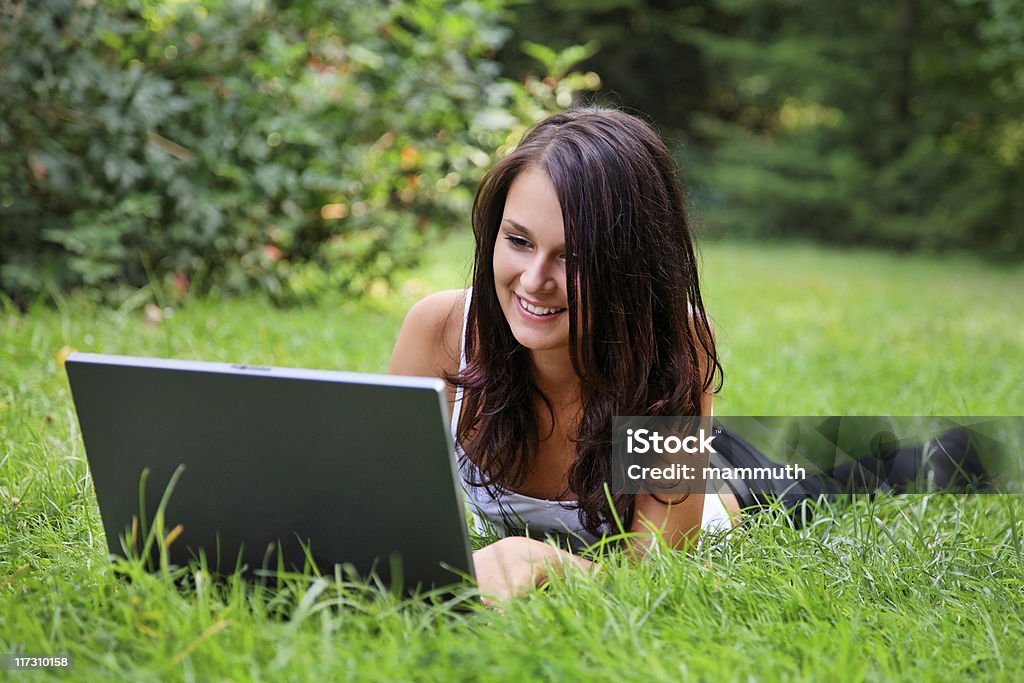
[2,0,1022,307]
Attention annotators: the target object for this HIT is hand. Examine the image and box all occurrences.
[472,536,594,603]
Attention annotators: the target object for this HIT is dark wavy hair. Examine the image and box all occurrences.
[450,107,721,536]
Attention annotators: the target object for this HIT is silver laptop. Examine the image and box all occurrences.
[65,353,475,591]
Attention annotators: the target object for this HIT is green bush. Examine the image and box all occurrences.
[0,0,591,305]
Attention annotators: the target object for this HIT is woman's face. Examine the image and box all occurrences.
[492,166,570,353]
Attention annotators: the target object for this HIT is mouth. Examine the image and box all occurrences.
[515,294,567,319]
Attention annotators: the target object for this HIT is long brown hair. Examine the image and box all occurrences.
[450,107,721,535]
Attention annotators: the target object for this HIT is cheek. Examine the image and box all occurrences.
[491,248,507,286]
[491,243,518,285]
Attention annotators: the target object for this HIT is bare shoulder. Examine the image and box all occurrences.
[686,301,717,412]
[387,288,468,379]
[687,301,715,332]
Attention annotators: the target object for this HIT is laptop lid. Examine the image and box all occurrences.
[65,353,475,591]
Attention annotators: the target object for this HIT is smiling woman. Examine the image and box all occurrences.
[388,108,734,598]
[386,107,984,601]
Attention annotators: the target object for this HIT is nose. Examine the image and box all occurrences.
[520,253,557,294]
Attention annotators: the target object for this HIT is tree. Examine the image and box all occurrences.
[682,0,1024,255]
[502,0,1024,256]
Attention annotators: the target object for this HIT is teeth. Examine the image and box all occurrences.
[518,296,563,316]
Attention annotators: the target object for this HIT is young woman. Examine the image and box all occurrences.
[388,107,981,600]
[389,107,740,599]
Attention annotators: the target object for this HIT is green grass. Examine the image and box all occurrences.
[1,237,1022,681]
[698,241,1024,415]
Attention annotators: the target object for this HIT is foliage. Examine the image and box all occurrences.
[498,0,712,137]
[501,0,1024,257]
[0,0,595,306]
[684,0,1024,256]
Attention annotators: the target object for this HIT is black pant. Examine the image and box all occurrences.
[710,427,985,523]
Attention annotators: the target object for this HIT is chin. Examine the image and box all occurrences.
[509,328,568,352]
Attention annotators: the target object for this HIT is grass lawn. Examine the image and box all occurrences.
[1,236,1022,681]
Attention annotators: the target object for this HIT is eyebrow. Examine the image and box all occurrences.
[502,218,533,236]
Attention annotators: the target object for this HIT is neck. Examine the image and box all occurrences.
[529,347,581,404]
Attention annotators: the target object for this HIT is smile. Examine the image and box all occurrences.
[516,294,566,317]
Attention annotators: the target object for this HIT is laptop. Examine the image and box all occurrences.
[65,353,476,592]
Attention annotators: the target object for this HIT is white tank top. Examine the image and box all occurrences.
[450,288,732,549]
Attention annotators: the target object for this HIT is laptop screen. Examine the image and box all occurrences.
[66,353,475,591]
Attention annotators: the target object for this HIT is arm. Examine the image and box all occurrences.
[388,289,465,380]
[627,393,714,554]
[468,321,721,600]
[472,536,595,603]
[475,389,711,602]
[628,317,718,554]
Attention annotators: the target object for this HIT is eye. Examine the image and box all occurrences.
[504,234,531,249]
